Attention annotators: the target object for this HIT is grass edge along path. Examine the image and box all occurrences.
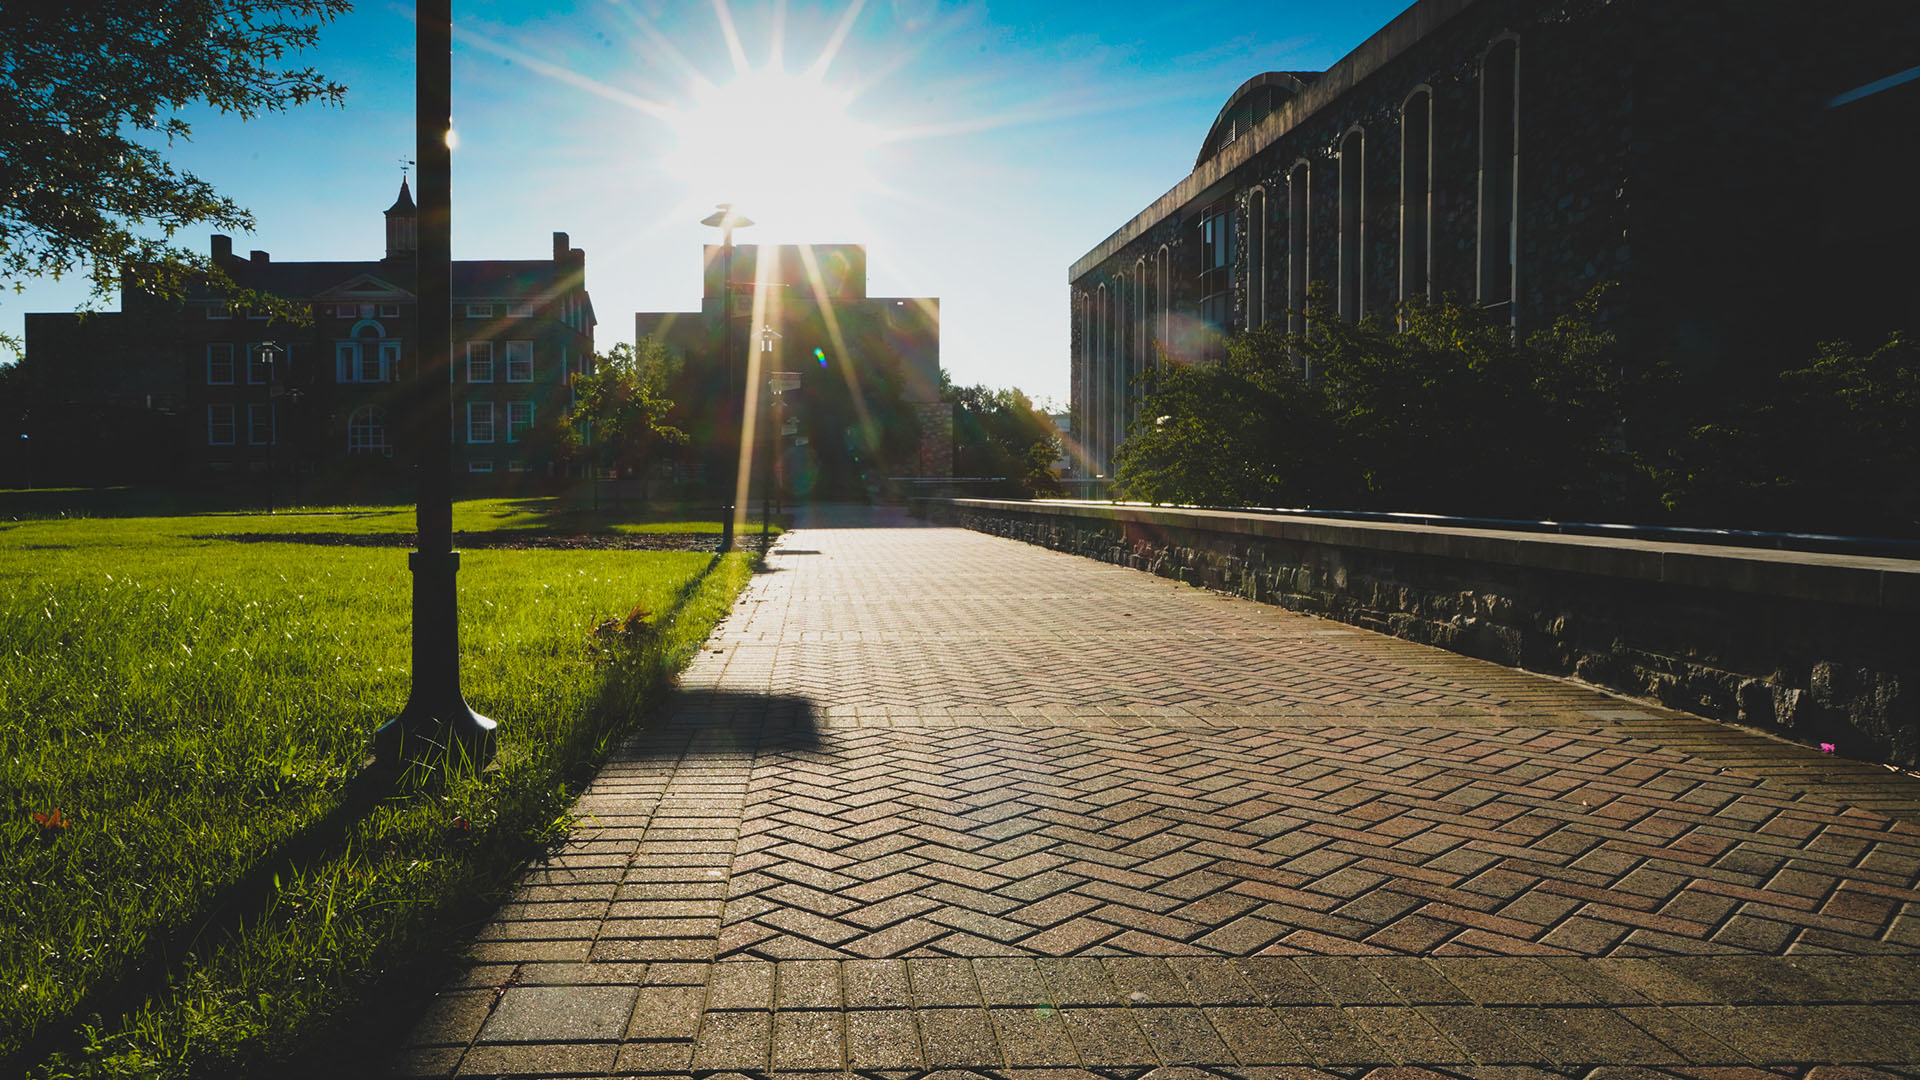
[9,531,755,1078]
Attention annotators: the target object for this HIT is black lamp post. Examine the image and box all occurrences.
[255,340,283,514]
[757,325,785,544]
[375,0,495,769]
[700,204,752,553]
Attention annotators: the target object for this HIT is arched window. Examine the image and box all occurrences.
[1479,37,1520,322]
[337,319,397,383]
[1095,282,1109,473]
[1401,88,1434,307]
[1287,161,1310,339]
[1156,245,1172,355]
[1338,127,1365,323]
[1246,187,1268,329]
[347,406,391,456]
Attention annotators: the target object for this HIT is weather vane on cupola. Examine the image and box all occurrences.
[398,157,415,182]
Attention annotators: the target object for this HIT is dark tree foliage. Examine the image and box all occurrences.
[0,1,350,349]
[944,381,1062,497]
[1652,332,1919,536]
[1117,284,1629,519]
[562,339,687,478]
[1113,326,1346,508]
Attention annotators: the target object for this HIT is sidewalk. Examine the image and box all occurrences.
[395,513,1920,1077]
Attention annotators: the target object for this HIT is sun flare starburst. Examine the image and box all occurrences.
[662,67,880,242]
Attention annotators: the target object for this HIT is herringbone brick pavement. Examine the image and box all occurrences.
[395,512,1920,1077]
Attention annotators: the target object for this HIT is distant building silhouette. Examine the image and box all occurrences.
[1069,0,1920,482]
[634,243,947,502]
[21,180,596,493]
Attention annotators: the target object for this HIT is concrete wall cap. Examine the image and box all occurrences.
[934,498,1920,610]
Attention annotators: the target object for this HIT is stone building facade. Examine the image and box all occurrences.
[22,181,597,492]
[1068,0,1920,482]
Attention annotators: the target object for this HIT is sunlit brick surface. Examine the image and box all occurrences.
[396,512,1920,1076]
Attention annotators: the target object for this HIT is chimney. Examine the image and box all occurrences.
[553,232,569,261]
[250,250,270,265]
[212,235,233,260]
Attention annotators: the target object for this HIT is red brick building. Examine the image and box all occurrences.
[22,181,597,493]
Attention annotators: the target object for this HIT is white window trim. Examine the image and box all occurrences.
[206,303,232,320]
[466,341,494,382]
[468,459,494,473]
[207,343,235,385]
[465,302,493,319]
[247,402,275,446]
[246,343,272,386]
[347,406,391,456]
[207,404,236,446]
[505,340,533,382]
[506,301,534,318]
[467,401,495,443]
[378,303,401,318]
[506,401,533,443]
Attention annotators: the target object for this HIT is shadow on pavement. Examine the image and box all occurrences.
[619,688,822,757]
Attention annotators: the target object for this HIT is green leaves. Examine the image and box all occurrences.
[563,338,688,476]
[0,1,350,349]
[1116,285,1627,519]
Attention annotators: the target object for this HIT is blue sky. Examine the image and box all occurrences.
[7,0,1409,401]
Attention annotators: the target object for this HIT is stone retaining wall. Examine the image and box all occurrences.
[919,498,1920,768]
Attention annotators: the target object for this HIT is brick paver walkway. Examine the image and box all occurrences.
[395,512,1920,1078]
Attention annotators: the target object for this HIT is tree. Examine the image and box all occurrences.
[1114,326,1346,507]
[1116,285,1631,519]
[0,1,350,351]
[943,380,1063,497]
[1297,284,1627,518]
[1652,332,1920,536]
[563,338,687,482]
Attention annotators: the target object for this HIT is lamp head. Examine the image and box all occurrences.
[700,204,754,230]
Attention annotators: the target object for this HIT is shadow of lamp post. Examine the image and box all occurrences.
[700,204,752,553]
[375,0,495,771]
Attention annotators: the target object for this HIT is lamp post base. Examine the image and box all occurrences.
[375,550,497,770]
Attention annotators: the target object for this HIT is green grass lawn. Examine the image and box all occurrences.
[0,496,759,1077]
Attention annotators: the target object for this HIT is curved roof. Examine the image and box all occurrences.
[1195,71,1321,169]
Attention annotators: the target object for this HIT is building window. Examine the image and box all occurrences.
[465,302,493,319]
[507,458,528,473]
[246,344,273,385]
[208,404,236,445]
[245,306,268,321]
[506,401,533,442]
[207,343,235,385]
[1197,203,1234,353]
[247,402,274,445]
[466,341,494,382]
[1338,127,1364,323]
[1401,88,1434,306]
[378,341,400,381]
[505,340,533,382]
[1287,162,1310,339]
[468,459,494,473]
[1246,187,1267,329]
[347,406,390,455]
[1155,245,1172,356]
[379,303,401,318]
[468,401,495,443]
[205,303,232,320]
[506,301,534,318]
[1479,37,1519,318]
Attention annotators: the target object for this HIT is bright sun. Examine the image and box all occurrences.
[663,68,881,241]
